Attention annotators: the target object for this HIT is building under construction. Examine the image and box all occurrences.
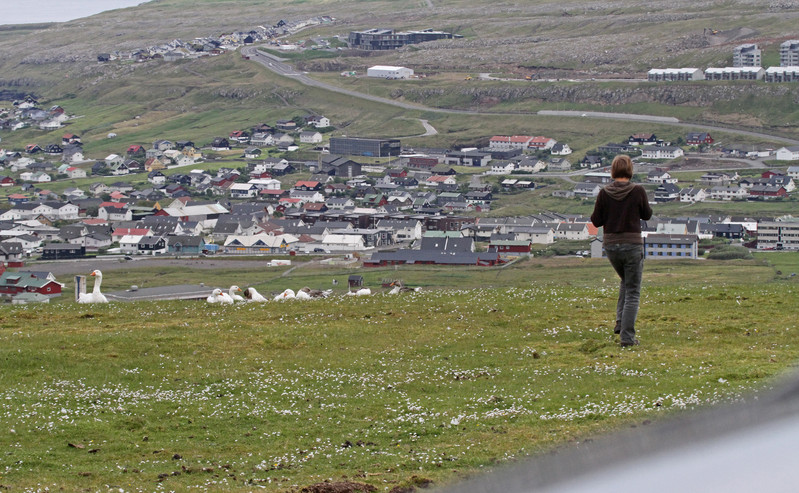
[348,28,457,50]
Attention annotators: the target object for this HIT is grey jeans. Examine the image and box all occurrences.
[604,244,644,343]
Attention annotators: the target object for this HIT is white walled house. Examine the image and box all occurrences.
[308,116,330,128]
[554,222,589,240]
[119,235,144,254]
[66,167,87,179]
[489,162,516,175]
[641,146,684,160]
[229,183,259,198]
[775,146,799,161]
[679,187,707,203]
[20,172,51,183]
[550,143,572,156]
[300,131,323,144]
[710,186,748,201]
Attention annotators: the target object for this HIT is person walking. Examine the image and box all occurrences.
[590,155,653,347]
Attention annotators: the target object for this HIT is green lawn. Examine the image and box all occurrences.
[1,257,798,491]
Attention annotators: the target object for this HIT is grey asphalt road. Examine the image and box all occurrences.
[32,257,284,277]
[241,46,799,146]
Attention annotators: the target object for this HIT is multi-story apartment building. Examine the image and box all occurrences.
[780,40,799,66]
[757,220,799,250]
[348,29,455,50]
[733,44,762,67]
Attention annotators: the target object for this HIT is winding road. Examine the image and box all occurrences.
[241,46,799,146]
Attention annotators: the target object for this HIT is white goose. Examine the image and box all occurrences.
[206,288,224,303]
[245,287,267,302]
[78,270,108,304]
[229,285,245,302]
[346,287,372,296]
[295,289,312,300]
[274,288,295,301]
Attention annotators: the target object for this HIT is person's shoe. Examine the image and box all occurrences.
[613,322,621,335]
[620,339,640,347]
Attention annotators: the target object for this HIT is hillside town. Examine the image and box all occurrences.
[2,92,799,303]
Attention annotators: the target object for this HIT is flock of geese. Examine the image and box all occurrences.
[75,270,420,304]
[206,286,335,304]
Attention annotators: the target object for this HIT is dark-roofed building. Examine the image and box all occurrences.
[41,244,85,260]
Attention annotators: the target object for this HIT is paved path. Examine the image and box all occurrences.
[241,47,799,146]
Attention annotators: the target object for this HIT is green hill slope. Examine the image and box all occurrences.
[2,0,799,153]
[2,264,797,490]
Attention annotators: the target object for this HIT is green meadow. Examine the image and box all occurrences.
[1,255,798,491]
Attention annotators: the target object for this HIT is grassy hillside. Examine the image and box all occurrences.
[2,0,799,156]
[2,255,798,491]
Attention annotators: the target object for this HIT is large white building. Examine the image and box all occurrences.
[733,44,762,67]
[775,146,799,161]
[757,220,799,250]
[765,66,799,82]
[780,40,799,66]
[705,67,764,80]
[641,146,684,160]
[647,68,703,81]
[366,65,414,79]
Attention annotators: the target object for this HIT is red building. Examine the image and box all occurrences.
[487,240,532,255]
[0,271,62,300]
[686,132,714,145]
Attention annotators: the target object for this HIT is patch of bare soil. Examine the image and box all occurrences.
[707,27,759,46]
[300,481,377,493]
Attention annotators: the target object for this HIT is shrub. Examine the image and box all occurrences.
[707,245,752,260]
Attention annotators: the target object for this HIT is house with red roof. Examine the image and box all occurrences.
[112,227,153,241]
[489,135,534,151]
[127,144,146,157]
[294,180,322,191]
[528,136,557,150]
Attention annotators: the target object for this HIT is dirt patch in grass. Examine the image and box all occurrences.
[300,481,377,493]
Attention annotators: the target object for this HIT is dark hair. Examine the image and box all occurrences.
[611,155,633,179]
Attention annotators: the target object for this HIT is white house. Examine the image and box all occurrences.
[229,183,259,198]
[308,116,330,128]
[20,172,51,183]
[66,167,87,179]
[574,182,601,198]
[489,136,533,151]
[53,203,80,220]
[516,159,546,173]
[775,146,799,161]
[679,187,707,203]
[250,133,275,147]
[322,234,367,251]
[367,65,414,79]
[119,234,145,254]
[710,186,748,201]
[489,162,516,175]
[248,178,282,191]
[647,170,678,184]
[554,223,590,240]
[550,143,572,155]
[787,166,799,180]
[528,136,557,150]
[300,131,323,144]
[98,204,132,221]
[641,146,684,160]
[105,154,124,166]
